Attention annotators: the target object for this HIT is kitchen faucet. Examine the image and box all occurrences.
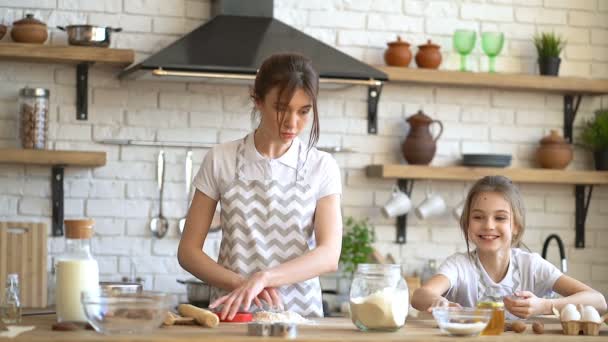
[541,234,567,273]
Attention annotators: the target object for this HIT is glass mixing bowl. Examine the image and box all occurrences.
[432,307,493,336]
[81,288,172,334]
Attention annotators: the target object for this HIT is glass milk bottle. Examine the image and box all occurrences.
[1,274,22,324]
[55,219,99,323]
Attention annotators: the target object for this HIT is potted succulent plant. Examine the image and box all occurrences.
[580,109,608,170]
[533,32,566,76]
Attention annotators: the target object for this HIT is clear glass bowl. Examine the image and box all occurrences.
[432,307,493,336]
[81,289,172,334]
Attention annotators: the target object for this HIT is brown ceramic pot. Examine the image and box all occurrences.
[536,130,573,169]
[11,14,48,44]
[402,110,444,165]
[384,36,412,67]
[0,24,6,40]
[415,39,442,69]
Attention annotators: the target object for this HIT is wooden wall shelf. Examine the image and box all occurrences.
[367,164,607,248]
[366,164,608,185]
[0,148,106,237]
[0,43,134,67]
[0,148,106,167]
[376,66,608,95]
[0,43,135,121]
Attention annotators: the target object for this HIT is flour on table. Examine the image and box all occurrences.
[253,311,311,324]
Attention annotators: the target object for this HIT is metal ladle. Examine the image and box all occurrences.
[150,149,168,238]
[178,149,193,235]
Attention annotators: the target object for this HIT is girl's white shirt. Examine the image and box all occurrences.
[438,248,562,308]
[193,132,342,201]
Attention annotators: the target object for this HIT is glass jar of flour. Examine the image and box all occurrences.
[349,264,409,331]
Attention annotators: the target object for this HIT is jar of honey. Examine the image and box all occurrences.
[477,299,505,335]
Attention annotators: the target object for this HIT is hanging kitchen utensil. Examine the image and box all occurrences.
[150,150,168,238]
[178,150,193,235]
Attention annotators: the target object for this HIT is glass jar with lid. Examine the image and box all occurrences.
[18,87,50,149]
[1,274,22,324]
[349,264,409,332]
[477,296,505,335]
[55,219,99,323]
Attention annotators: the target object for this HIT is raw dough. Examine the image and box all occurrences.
[349,287,409,329]
[253,311,311,324]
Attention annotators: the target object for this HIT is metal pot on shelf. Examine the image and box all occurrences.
[57,25,122,47]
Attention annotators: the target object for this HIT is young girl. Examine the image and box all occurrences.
[177,53,342,320]
[412,175,606,318]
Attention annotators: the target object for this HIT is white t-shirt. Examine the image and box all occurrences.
[438,248,562,308]
[192,132,342,202]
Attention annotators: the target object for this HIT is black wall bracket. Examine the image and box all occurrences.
[395,178,414,244]
[563,94,583,143]
[51,166,65,237]
[574,185,593,248]
[367,83,383,134]
[76,62,92,121]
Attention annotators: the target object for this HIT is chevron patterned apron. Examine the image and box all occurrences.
[210,136,323,317]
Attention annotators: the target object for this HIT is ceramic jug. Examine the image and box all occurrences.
[384,36,412,67]
[415,39,442,69]
[536,130,572,169]
[402,110,444,165]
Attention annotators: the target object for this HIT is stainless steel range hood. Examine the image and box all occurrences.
[119,0,385,133]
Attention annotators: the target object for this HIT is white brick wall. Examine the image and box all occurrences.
[0,0,607,301]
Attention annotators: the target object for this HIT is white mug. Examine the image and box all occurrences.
[382,187,412,218]
[415,193,447,220]
[452,199,465,221]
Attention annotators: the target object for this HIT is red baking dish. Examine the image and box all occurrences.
[218,311,253,323]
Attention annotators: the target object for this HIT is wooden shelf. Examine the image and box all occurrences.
[0,43,134,67]
[376,66,608,95]
[366,164,608,185]
[0,148,106,167]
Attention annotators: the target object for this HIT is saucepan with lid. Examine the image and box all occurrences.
[57,25,122,47]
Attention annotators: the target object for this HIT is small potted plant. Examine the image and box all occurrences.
[337,216,375,293]
[533,32,566,76]
[580,109,608,170]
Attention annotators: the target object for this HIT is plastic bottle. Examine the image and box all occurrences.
[1,274,22,324]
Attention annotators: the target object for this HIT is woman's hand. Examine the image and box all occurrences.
[209,272,282,320]
[503,291,548,318]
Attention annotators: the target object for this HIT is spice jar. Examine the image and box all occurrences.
[55,219,99,323]
[536,130,573,169]
[477,297,505,335]
[349,264,409,332]
[11,13,48,44]
[19,87,49,149]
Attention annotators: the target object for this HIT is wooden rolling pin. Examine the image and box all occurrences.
[163,311,196,326]
[178,304,219,328]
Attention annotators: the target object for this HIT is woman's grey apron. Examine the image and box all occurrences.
[475,251,521,320]
[210,136,323,317]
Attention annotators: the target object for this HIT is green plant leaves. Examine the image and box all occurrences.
[580,109,608,151]
[339,216,375,277]
[533,32,566,58]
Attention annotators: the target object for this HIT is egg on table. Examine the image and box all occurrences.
[580,306,601,323]
[560,304,581,321]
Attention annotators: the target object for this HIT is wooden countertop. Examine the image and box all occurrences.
[4,314,606,341]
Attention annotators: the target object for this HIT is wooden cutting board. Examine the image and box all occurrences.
[0,221,47,308]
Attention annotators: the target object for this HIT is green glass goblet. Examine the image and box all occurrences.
[453,29,477,72]
[481,32,504,73]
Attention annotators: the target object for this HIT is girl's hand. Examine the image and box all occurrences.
[209,272,282,320]
[503,291,546,318]
[426,297,462,312]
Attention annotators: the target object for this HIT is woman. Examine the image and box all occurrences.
[178,53,343,320]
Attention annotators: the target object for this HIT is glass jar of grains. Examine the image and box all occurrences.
[349,264,409,332]
[18,87,49,149]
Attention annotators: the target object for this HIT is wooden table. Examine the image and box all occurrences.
[4,314,606,341]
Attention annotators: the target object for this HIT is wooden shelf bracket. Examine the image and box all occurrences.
[51,166,65,237]
[574,185,593,248]
[563,94,583,143]
[395,178,414,244]
[367,83,383,134]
